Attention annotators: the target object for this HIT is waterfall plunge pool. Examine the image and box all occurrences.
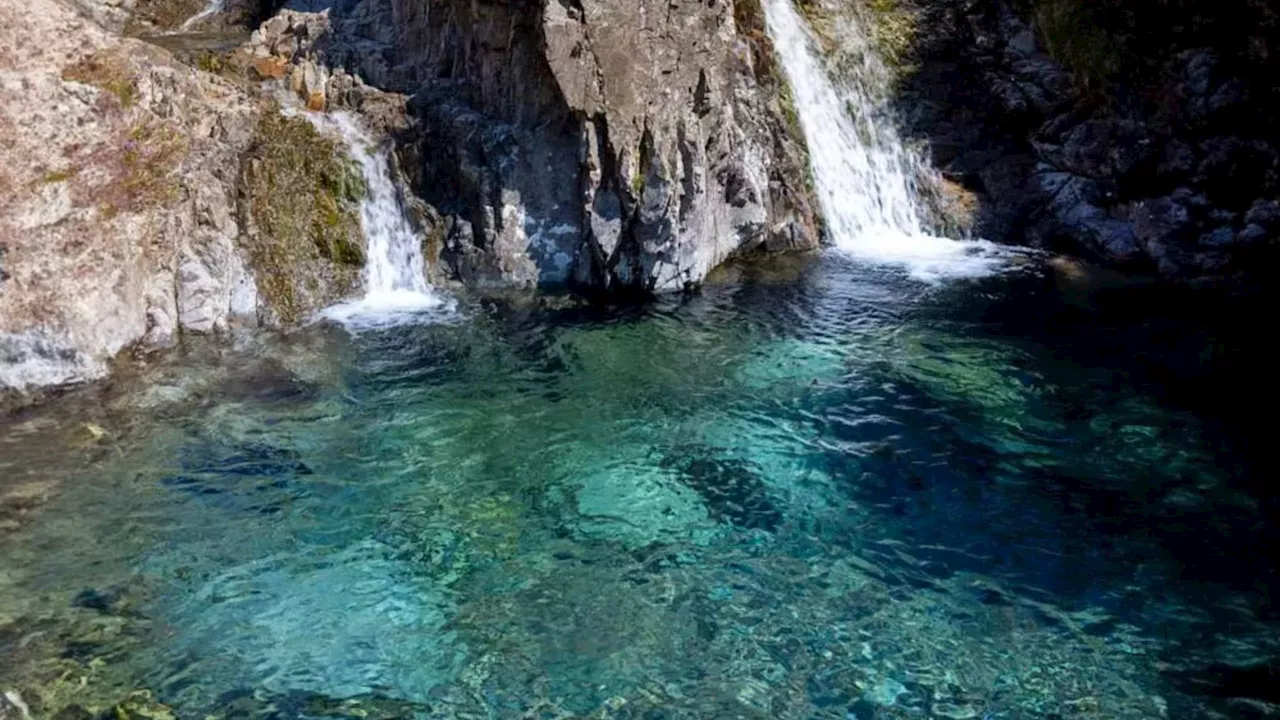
[1,254,1275,720]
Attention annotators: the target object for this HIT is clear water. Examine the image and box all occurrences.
[762,0,1013,281]
[1,255,1275,719]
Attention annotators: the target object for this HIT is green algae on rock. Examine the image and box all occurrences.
[239,112,367,324]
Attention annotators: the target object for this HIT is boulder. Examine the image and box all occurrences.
[1048,119,1155,181]
[1245,199,1280,227]
[1028,170,1142,262]
[0,0,265,396]
[1237,224,1269,245]
[1133,196,1192,247]
[1198,225,1237,248]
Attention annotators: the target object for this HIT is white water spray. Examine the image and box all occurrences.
[297,110,450,328]
[762,0,1009,281]
[177,0,224,31]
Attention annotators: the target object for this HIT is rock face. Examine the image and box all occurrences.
[309,0,821,292]
[1,0,253,392]
[2,0,822,398]
[877,0,1280,281]
[0,0,371,398]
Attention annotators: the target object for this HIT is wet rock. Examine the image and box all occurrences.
[237,112,366,323]
[1166,48,1220,125]
[246,10,331,60]
[864,677,907,707]
[1010,56,1072,110]
[1084,219,1142,263]
[1007,28,1036,56]
[1029,170,1141,262]
[1197,137,1278,200]
[332,0,818,292]
[931,702,980,720]
[662,449,782,532]
[0,332,97,391]
[1190,251,1232,274]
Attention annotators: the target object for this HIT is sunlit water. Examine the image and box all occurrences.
[763,0,1013,281]
[1,255,1276,719]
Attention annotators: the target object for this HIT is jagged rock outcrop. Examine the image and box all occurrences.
[4,0,820,399]
[303,0,821,292]
[849,0,1280,282]
[0,0,373,398]
[1,0,255,392]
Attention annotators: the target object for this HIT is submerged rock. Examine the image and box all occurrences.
[661,446,782,532]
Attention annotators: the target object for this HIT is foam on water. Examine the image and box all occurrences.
[762,0,1012,281]
[294,110,452,329]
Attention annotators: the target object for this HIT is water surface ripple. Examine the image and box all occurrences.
[1,257,1275,719]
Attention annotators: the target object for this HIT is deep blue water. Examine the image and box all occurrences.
[1,254,1276,719]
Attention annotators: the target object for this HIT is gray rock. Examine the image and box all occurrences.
[1157,139,1197,179]
[1167,48,1219,124]
[1245,199,1280,227]
[1,0,267,395]
[1190,251,1231,274]
[1010,56,1072,105]
[1237,223,1269,245]
[1131,196,1196,272]
[1209,78,1250,114]
[1133,196,1192,246]
[1144,239,1185,276]
[325,0,818,293]
[1198,226,1237,248]
[1083,219,1142,263]
[1008,29,1037,56]
[1029,171,1141,262]
[1055,119,1155,180]
[1196,138,1277,196]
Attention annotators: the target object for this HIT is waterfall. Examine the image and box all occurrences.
[300,111,450,328]
[178,0,224,30]
[762,0,1008,281]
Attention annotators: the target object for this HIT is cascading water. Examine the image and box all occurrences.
[303,111,451,328]
[177,0,223,30]
[762,0,1009,281]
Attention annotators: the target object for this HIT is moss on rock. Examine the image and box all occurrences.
[240,112,366,323]
[61,51,139,109]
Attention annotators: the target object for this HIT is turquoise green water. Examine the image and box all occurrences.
[1,255,1276,719]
